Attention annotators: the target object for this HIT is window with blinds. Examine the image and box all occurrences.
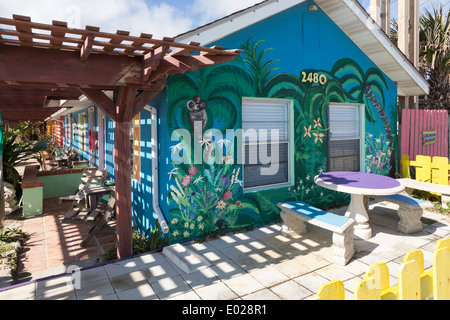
[242,99,292,190]
[328,104,362,172]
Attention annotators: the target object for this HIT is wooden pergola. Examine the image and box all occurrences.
[0,14,241,258]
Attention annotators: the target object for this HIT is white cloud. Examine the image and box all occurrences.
[0,0,194,38]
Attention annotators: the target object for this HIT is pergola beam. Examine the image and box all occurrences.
[0,13,242,259]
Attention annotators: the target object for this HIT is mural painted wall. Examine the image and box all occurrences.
[161,1,398,243]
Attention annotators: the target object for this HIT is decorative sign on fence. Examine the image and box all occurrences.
[422,130,437,146]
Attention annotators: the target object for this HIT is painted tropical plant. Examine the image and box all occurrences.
[330,58,393,148]
[365,133,392,175]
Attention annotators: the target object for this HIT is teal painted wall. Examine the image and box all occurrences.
[37,173,83,199]
[161,0,399,243]
[22,187,43,217]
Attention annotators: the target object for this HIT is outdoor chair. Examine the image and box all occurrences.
[80,193,116,247]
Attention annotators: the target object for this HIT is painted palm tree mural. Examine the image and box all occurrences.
[166,38,396,242]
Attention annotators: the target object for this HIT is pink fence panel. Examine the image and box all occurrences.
[401,109,449,161]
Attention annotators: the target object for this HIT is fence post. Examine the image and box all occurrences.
[399,259,421,300]
[433,247,450,300]
[401,154,411,178]
[415,155,432,182]
[354,262,389,300]
[315,280,345,300]
[431,156,449,185]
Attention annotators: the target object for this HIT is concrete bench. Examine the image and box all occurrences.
[277,201,355,266]
[398,178,450,209]
[365,194,433,234]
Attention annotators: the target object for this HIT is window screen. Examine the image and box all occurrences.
[328,104,362,172]
[242,99,292,189]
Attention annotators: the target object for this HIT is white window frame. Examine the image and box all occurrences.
[328,103,365,172]
[241,98,294,191]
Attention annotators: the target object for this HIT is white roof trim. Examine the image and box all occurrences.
[316,0,428,96]
[175,0,428,96]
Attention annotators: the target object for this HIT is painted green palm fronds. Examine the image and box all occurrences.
[330,58,389,126]
[262,73,307,114]
[330,58,365,83]
[240,39,280,96]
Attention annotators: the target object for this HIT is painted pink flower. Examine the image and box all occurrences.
[222,190,233,202]
[188,165,198,177]
[181,175,192,188]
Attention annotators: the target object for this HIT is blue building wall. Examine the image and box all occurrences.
[63,1,400,243]
[161,0,399,243]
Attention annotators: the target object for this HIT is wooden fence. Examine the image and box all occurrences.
[315,238,450,300]
[400,109,448,162]
[401,154,450,184]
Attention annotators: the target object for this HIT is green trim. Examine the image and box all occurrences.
[422,130,437,135]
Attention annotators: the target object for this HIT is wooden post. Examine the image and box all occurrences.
[114,120,133,258]
[398,0,409,109]
[370,0,381,26]
[409,0,419,109]
[381,0,391,34]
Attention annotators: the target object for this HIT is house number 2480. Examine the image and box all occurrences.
[301,71,327,85]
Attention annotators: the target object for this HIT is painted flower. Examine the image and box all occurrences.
[170,142,183,154]
[199,224,205,230]
[303,125,312,138]
[219,175,230,188]
[313,118,322,128]
[184,222,189,228]
[190,223,195,230]
[193,176,203,185]
[216,200,226,210]
[181,175,191,188]
[168,168,178,180]
[188,165,198,177]
[313,132,325,144]
[183,231,190,237]
[197,216,203,222]
[222,190,233,202]
[217,139,231,148]
[173,230,179,237]
[171,218,179,225]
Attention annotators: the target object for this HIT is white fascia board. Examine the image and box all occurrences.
[321,0,429,95]
[175,0,306,45]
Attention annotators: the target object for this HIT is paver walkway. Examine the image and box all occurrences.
[0,200,449,300]
[15,198,116,284]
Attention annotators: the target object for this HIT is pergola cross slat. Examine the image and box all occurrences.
[0,14,242,258]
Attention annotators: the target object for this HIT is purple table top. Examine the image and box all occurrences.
[315,171,404,195]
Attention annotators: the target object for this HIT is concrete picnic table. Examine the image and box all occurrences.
[314,171,404,240]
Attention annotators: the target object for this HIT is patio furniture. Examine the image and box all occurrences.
[314,171,404,240]
[80,193,116,247]
[365,194,433,234]
[397,178,450,209]
[277,201,355,265]
[82,184,113,210]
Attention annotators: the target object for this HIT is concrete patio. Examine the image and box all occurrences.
[0,200,449,300]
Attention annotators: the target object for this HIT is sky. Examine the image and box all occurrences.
[0,0,448,39]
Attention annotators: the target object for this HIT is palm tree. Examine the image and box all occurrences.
[419,6,449,110]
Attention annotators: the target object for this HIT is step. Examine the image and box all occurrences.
[162,243,211,274]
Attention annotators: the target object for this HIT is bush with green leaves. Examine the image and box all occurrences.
[2,121,44,192]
